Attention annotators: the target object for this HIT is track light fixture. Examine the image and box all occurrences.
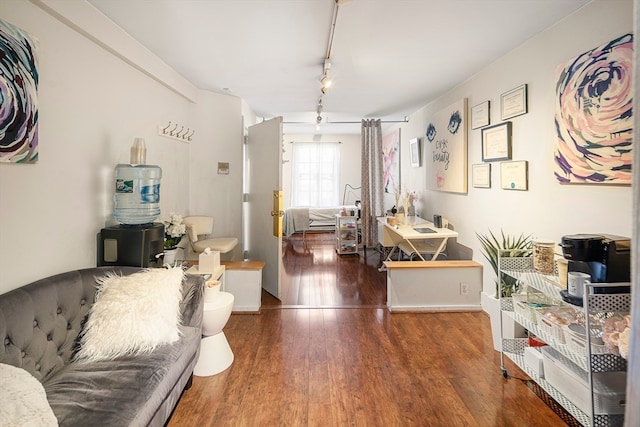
[312,0,348,129]
[320,74,333,93]
[321,59,333,93]
[316,98,323,125]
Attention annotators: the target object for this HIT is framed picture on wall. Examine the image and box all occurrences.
[409,138,421,167]
[500,160,528,190]
[472,163,491,188]
[426,98,468,193]
[0,20,39,163]
[553,34,632,185]
[471,101,490,129]
[482,122,512,162]
[500,84,528,120]
[382,128,401,194]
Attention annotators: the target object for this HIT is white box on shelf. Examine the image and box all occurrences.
[199,250,220,273]
[541,346,626,415]
[524,346,544,378]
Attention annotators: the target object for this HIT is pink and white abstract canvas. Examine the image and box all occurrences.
[382,128,400,194]
[554,34,633,184]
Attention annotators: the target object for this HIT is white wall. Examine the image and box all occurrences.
[0,1,244,292]
[392,0,634,300]
[189,91,244,260]
[282,133,362,208]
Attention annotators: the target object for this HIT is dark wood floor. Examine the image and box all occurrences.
[168,233,568,426]
[275,233,387,307]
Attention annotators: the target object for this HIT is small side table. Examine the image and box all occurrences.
[186,264,234,376]
[193,291,235,376]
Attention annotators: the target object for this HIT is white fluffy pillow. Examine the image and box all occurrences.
[75,267,184,362]
[0,363,58,426]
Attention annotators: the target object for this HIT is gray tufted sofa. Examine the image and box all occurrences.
[0,266,205,426]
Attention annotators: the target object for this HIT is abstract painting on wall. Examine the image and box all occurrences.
[426,98,468,193]
[382,128,400,194]
[554,33,633,184]
[0,19,39,163]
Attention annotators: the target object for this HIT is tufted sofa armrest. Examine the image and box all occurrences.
[180,273,205,330]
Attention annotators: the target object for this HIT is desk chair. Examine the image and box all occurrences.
[183,216,238,257]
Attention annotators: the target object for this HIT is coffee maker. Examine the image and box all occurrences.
[560,234,631,286]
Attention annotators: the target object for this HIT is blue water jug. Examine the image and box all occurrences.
[113,164,162,225]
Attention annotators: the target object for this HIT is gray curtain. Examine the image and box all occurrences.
[360,119,384,247]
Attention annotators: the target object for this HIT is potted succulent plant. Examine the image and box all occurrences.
[476,229,532,298]
[476,229,532,351]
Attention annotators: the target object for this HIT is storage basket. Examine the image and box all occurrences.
[535,305,579,344]
[541,346,626,415]
[565,323,609,355]
[512,290,551,324]
[537,315,568,344]
[512,294,535,323]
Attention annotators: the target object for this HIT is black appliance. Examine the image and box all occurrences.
[97,223,164,268]
[560,234,631,284]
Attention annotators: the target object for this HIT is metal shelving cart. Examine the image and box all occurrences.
[335,215,359,255]
[498,252,629,427]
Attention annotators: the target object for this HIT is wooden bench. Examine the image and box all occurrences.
[383,260,483,312]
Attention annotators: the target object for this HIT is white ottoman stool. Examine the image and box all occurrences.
[193,291,234,376]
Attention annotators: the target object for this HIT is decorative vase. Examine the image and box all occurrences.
[163,248,178,266]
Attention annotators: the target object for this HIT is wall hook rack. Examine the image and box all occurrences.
[158,121,195,142]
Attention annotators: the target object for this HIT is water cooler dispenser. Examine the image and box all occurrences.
[97,138,165,267]
[98,223,164,267]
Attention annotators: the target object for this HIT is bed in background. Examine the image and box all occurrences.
[283,184,361,237]
[283,206,358,236]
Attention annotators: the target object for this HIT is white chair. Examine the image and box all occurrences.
[182,216,238,256]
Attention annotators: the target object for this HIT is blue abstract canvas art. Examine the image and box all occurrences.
[0,19,39,163]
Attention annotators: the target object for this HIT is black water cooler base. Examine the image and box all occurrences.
[97,223,164,268]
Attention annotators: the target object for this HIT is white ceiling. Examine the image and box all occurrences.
[87,0,591,134]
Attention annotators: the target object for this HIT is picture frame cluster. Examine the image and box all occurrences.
[471,84,528,190]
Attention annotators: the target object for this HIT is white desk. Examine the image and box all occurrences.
[377,216,458,261]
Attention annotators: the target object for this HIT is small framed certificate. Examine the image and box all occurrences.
[482,122,512,162]
[409,137,421,167]
[500,160,528,190]
[500,84,528,120]
[471,101,490,129]
[472,163,491,188]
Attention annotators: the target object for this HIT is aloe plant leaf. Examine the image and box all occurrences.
[477,229,532,297]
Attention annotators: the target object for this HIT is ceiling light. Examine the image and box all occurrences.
[320,75,333,93]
